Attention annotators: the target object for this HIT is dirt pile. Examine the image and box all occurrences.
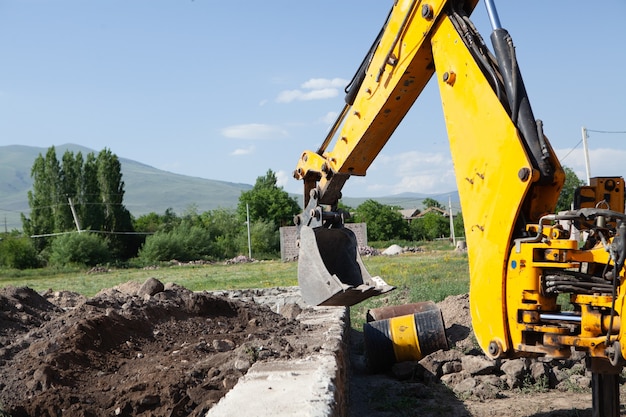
[0,280,314,417]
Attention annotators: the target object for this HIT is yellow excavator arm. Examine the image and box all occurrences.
[294,1,625,414]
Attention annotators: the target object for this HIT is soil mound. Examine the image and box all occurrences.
[0,280,312,417]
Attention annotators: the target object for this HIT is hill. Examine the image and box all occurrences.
[0,144,252,231]
[341,191,460,212]
[0,144,460,232]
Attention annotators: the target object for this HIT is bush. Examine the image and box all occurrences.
[0,236,41,269]
[410,212,450,241]
[243,220,280,259]
[353,200,409,241]
[138,225,213,263]
[49,233,110,266]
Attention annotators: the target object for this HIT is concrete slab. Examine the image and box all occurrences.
[206,288,349,417]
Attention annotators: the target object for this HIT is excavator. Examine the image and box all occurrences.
[292,0,625,415]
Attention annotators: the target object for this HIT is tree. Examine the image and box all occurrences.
[134,209,180,234]
[410,211,449,241]
[453,211,465,239]
[22,146,138,260]
[22,147,65,251]
[59,150,82,231]
[353,200,409,241]
[237,169,300,228]
[200,208,242,259]
[238,219,280,258]
[556,166,585,212]
[422,197,444,210]
[79,152,104,231]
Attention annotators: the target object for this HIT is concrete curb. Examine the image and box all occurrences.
[206,288,349,417]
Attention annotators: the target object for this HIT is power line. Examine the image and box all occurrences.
[586,129,626,134]
[560,139,583,162]
[30,229,154,238]
[560,128,626,163]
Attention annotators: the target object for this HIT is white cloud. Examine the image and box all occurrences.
[275,170,290,188]
[221,123,288,140]
[370,151,456,194]
[301,78,346,89]
[556,147,626,182]
[320,111,339,125]
[275,77,348,103]
[276,88,338,103]
[231,146,255,156]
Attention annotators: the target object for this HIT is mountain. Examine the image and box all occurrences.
[0,144,252,231]
[341,191,460,211]
[0,144,460,232]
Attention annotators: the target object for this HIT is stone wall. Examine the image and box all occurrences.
[279,223,368,261]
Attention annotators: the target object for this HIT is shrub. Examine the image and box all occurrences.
[0,236,41,269]
[138,225,213,263]
[245,220,280,259]
[49,233,110,266]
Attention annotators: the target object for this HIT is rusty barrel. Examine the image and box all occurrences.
[363,302,448,372]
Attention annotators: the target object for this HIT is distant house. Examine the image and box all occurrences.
[399,206,453,224]
[399,208,420,223]
[417,206,450,218]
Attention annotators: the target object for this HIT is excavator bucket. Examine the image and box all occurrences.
[297,225,395,306]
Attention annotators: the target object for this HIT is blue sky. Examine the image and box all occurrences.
[1,1,625,199]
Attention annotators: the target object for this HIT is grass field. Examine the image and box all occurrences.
[0,246,470,329]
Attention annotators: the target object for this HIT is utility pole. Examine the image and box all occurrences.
[67,197,82,233]
[246,203,252,259]
[581,126,591,185]
[448,196,456,246]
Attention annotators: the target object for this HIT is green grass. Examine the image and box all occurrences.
[0,245,471,333]
[352,250,469,330]
[0,261,299,297]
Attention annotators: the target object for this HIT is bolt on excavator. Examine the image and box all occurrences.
[293,0,626,415]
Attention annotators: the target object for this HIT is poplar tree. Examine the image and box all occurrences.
[22,146,138,259]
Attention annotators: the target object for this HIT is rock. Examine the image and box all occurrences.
[213,339,236,352]
[473,381,500,400]
[234,358,252,372]
[138,277,165,297]
[441,370,471,387]
[382,244,403,255]
[278,303,302,320]
[571,374,592,389]
[419,349,464,379]
[441,360,462,375]
[500,358,526,388]
[461,355,497,376]
[530,360,548,383]
[453,377,478,396]
[222,375,240,390]
[139,394,160,407]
